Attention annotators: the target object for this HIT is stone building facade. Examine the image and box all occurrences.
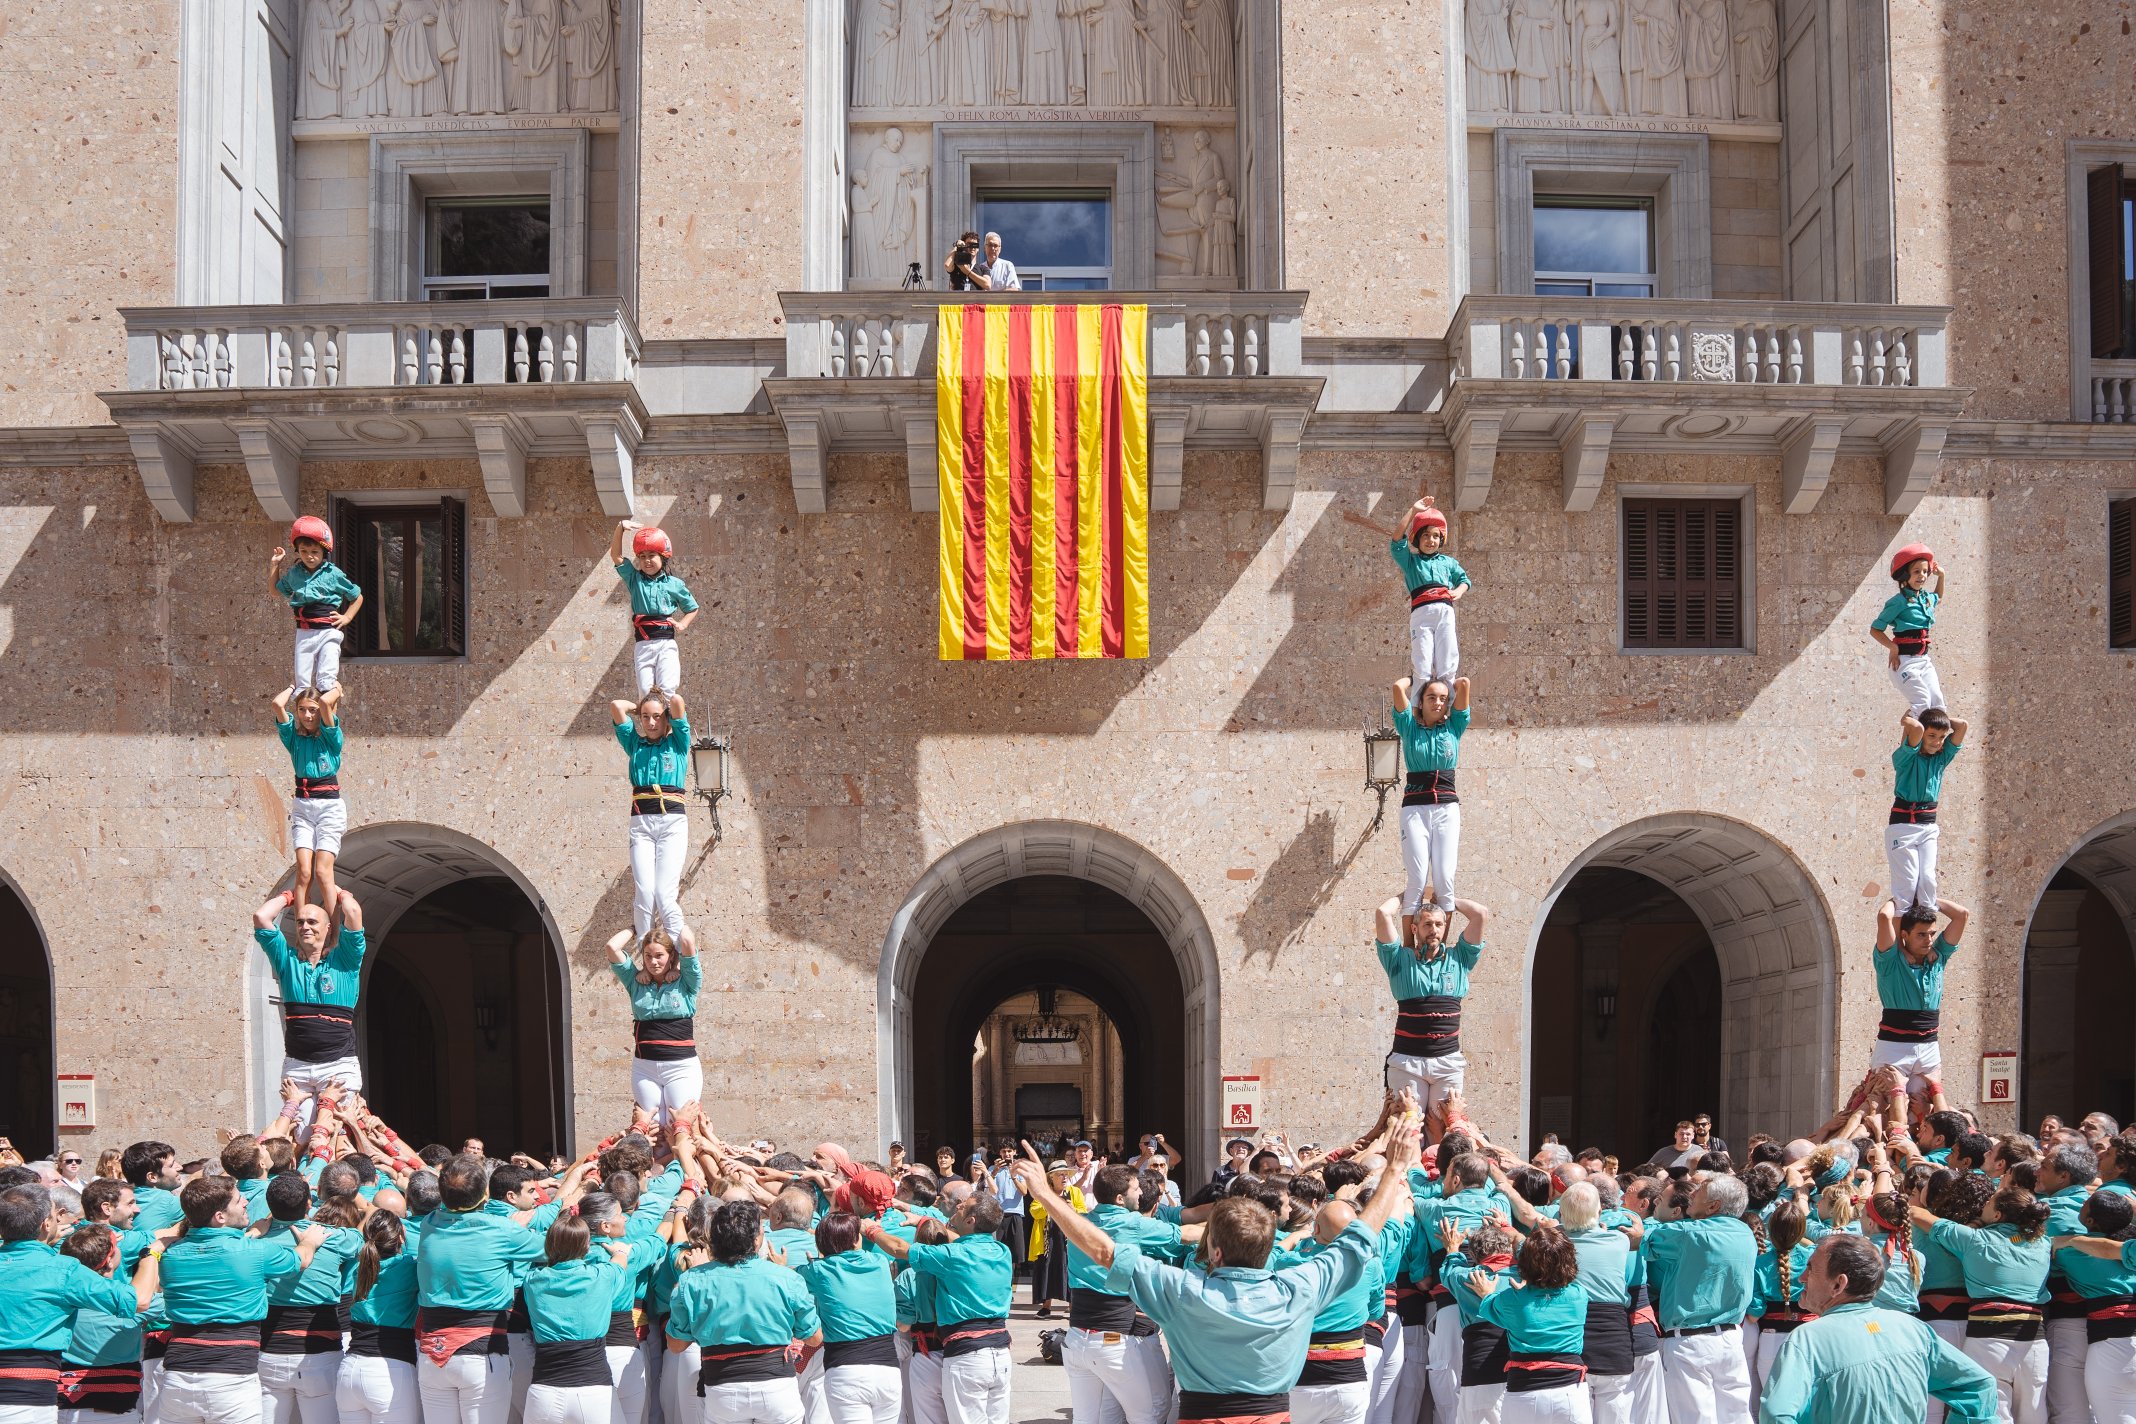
[1,0,2133,1176]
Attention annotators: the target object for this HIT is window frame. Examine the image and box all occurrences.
[1616,488,1756,656]
[1492,130,1711,299]
[975,187,1116,291]
[328,493,469,663]
[2064,141,2136,422]
[2112,494,2136,653]
[422,196,555,301]
[368,131,588,302]
[1532,196,1659,297]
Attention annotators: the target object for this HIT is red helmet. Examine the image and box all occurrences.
[289,515,333,550]
[1889,543,1934,578]
[632,526,673,558]
[1407,505,1449,543]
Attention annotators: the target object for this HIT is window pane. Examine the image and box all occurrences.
[1537,279,1592,297]
[973,195,1112,270]
[368,519,408,652]
[1534,204,1651,277]
[1036,275,1111,290]
[1596,281,1655,297]
[430,202,551,279]
[415,515,444,649]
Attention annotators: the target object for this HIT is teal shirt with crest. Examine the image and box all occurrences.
[1388,542,1470,600]
[611,957,700,1022]
[1873,937,1958,1012]
[277,560,362,611]
[1892,739,1959,805]
[1872,588,1940,635]
[1377,937,1483,1003]
[277,715,345,780]
[1392,704,1468,774]
[615,562,700,619]
[668,1256,819,1348]
[1757,1301,1995,1424]
[254,925,368,1010]
[617,713,691,788]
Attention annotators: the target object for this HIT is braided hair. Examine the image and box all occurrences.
[1769,1197,1810,1308]
[1867,1190,1919,1286]
[1817,1183,1859,1232]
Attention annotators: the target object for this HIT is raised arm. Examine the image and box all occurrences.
[1375,895,1404,946]
[1393,676,1412,716]
[1902,712,1925,748]
[1011,1157,1118,1269]
[1453,897,1489,943]
[1930,560,1946,597]
[269,544,289,591]
[1876,898,1899,952]
[667,690,688,721]
[1358,1115,1423,1234]
[607,928,635,965]
[1938,898,1970,944]
[254,890,296,932]
[611,699,637,728]
[1450,676,1471,713]
[859,1220,915,1262]
[337,889,364,935]
[271,687,293,722]
[609,520,635,566]
[1947,713,1969,747]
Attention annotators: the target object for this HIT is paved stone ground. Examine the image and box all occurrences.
[1003,1301,1076,1423]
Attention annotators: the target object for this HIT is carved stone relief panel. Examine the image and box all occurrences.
[1154,125,1237,284]
[1464,0,1777,131]
[297,0,619,129]
[848,126,933,286]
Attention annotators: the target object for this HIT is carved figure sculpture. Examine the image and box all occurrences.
[1181,0,1232,106]
[948,0,988,105]
[1572,0,1623,114]
[1205,179,1237,279]
[1022,0,1070,103]
[301,0,353,118]
[1465,0,1515,111]
[1141,0,1193,106]
[562,0,616,112]
[443,0,511,113]
[1681,0,1733,120]
[982,0,1028,102]
[852,128,927,282]
[344,0,393,117]
[1626,0,1686,116]
[1088,0,1147,106]
[853,0,902,106]
[1186,128,1227,275]
[385,0,447,116]
[509,0,564,113]
[896,0,947,106]
[1730,0,1777,121]
[1509,0,1559,114]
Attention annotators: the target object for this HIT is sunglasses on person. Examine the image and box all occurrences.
[60,1156,83,1166]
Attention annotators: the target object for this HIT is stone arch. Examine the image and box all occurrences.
[877,820,1223,1179]
[0,866,56,1154]
[2020,812,2136,1125]
[1523,812,1839,1147]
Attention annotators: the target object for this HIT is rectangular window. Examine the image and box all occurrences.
[330,497,467,658]
[974,190,1113,290]
[2113,498,2135,649]
[424,199,552,301]
[1622,498,1744,651]
[1534,198,1657,298]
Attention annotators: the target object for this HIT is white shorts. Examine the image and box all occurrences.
[293,627,345,695]
[290,796,348,855]
[1386,1049,1466,1115]
[634,640,681,697]
[1870,1036,1943,1087]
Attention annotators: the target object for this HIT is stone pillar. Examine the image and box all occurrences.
[2024,890,2087,1122]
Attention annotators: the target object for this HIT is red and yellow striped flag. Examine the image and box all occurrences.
[936,303,1149,660]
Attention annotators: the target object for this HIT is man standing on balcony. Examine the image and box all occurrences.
[980,233,1022,291]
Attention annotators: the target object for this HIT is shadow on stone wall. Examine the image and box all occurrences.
[1234,806,1376,967]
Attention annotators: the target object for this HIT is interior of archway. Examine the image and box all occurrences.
[971,988,1127,1159]
[909,876,1184,1163]
[2025,826,2136,1126]
[0,883,53,1155]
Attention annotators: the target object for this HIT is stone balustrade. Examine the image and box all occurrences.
[2091,360,2136,423]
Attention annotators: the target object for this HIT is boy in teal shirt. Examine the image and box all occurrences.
[608,521,699,696]
[1886,708,1967,918]
[1871,896,1969,1099]
[270,515,363,698]
[1871,543,1945,716]
[1390,498,1469,688]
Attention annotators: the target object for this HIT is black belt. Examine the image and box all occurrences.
[1363,1316,1387,1347]
[2087,1297,2136,1342]
[1393,995,1463,1058]
[1507,1352,1586,1393]
[1894,630,1931,655]
[1177,1391,1290,1423]
[58,1364,141,1412]
[348,1323,417,1364]
[1968,1300,2045,1340]
[293,776,342,800]
[604,1309,642,1347]
[165,1319,265,1376]
[939,1318,1009,1357]
[263,1302,345,1356]
[0,1349,62,1406]
[1402,769,1458,807]
[1889,799,1938,825]
[823,1334,899,1370]
[1296,1328,1368,1388]
[533,1339,614,1388]
[634,1015,697,1063]
[633,614,677,642]
[1659,1323,1733,1338]
[631,784,687,817]
[697,1343,792,1389]
[1460,1320,1509,1387]
[1409,586,1455,609]
[1582,1297,1633,1376]
[1067,1287,1137,1333]
[283,1001,358,1063]
[1878,1007,1942,1043]
[294,604,343,630]
[414,1307,511,1362]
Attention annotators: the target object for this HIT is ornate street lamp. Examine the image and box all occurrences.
[690,734,732,841]
[1364,724,1402,830]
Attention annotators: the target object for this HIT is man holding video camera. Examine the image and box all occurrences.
[944,230,1022,291]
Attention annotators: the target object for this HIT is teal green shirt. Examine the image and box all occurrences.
[525,1254,624,1343]
[2042,1186,2091,1298]
[905,1236,1014,1325]
[1752,1240,1817,1316]
[1443,1248,1516,1326]
[415,1209,546,1311]
[615,562,700,619]
[1405,1186,1506,1288]
[1388,542,1470,600]
[2056,1238,2136,1300]
[1276,1227,1382,1333]
[1568,1226,1635,1307]
[1066,1204,1184,1295]
[1392,704,1468,774]
[797,1251,897,1342]
[1477,1280,1586,1355]
[1376,937,1483,1003]
[893,1266,938,1327]
[1643,1217,1758,1330]
[161,1228,303,1324]
[237,1177,273,1222]
[611,958,700,1023]
[63,1299,144,1368]
[277,716,344,780]
[267,1223,362,1306]
[0,1240,138,1351]
[768,1228,821,1269]
[668,1256,819,1348]
[1862,1230,1926,1313]
[277,560,362,611]
[606,1238,665,1311]
[1873,937,1957,1012]
[132,1186,182,1238]
[254,925,368,1010]
[351,1251,420,1330]
[1892,739,1959,805]
[1872,588,1940,636]
[616,713,691,788]
[1924,1220,2049,1305]
[1758,1300,1995,1424]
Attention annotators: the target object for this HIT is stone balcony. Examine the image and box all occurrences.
[103,298,645,521]
[1441,296,1969,515]
[764,291,1322,513]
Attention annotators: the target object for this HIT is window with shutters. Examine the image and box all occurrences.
[2067,145,2136,422]
[1621,498,1746,651]
[2112,499,2135,651]
[329,496,467,659]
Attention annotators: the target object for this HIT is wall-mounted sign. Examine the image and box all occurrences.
[58,1074,95,1131]
[1222,1075,1261,1131]
[1980,1051,2018,1106]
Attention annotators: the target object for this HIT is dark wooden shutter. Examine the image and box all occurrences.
[441,495,467,656]
[329,498,375,656]
[2090,164,2127,359]
[1623,498,1744,650]
[2112,498,2135,649]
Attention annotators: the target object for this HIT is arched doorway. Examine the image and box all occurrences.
[2022,817,2136,1128]
[1524,814,1836,1154]
[879,822,1221,1180]
[247,825,572,1156]
[972,987,1128,1152]
[0,876,54,1156]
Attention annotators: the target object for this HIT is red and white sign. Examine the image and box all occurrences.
[1980,1051,2018,1106]
[58,1075,96,1131]
[1222,1076,1261,1130]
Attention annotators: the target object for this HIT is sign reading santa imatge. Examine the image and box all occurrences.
[1980,1050,2019,1106]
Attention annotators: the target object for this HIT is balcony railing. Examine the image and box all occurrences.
[2091,359,2136,423]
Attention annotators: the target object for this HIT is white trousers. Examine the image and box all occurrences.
[418,1353,513,1424]
[508,1336,534,1424]
[1408,601,1459,685]
[635,642,681,699]
[820,1367,900,1424]
[1929,1322,1967,1424]
[521,1386,611,1424]
[1885,821,1942,917]
[2085,1336,2136,1424]
[642,1343,664,1424]
[1389,1323,1430,1424]
[629,1054,700,1125]
[339,1357,422,1424]
[1364,1337,1400,1424]
[904,1351,943,1424]
[0,1409,58,1424]
[629,813,688,940]
[1890,653,1945,716]
[607,1345,646,1424]
[1869,1037,1945,1100]
[1626,1354,1667,1424]
[293,628,344,695]
[1128,1336,1172,1423]
[1429,1305,1463,1424]
[700,1379,802,1424]
[62,1408,142,1424]
[1386,1051,1467,1126]
[259,1353,339,1424]
[281,1056,363,1141]
[2045,1318,2090,1424]
[1457,1382,1504,1424]
[1399,803,1460,916]
[661,1346,697,1424]
[1062,1330,1165,1424]
[1965,1337,2050,1424]
[1291,1383,1368,1424]
[937,1352,1009,1424]
[142,1359,164,1424]
[1589,1371,1635,1424]
[1659,1330,1752,1424]
[160,1371,264,1424]
[289,797,348,856]
[796,1355,822,1424]
[1498,1384,1586,1424]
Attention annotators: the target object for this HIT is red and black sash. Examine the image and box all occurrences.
[1393,996,1463,1059]
[1917,1290,1971,1323]
[633,1016,697,1063]
[283,1001,358,1062]
[940,1318,1010,1357]
[633,614,678,642]
[631,784,687,817]
[348,1323,417,1364]
[2047,1285,2089,1322]
[1628,1284,1662,1357]
[907,1325,940,1358]
[0,1349,63,1406]
[1878,1008,1941,1044]
[58,1362,142,1413]
[142,1329,170,1362]
[264,1302,345,1356]
[1460,1321,1510,1388]
[414,1307,510,1365]
[1177,1389,1289,1424]
[293,776,342,801]
[2087,1295,2136,1343]
[1506,1352,1586,1393]
[697,1343,794,1390]
[1889,798,1938,826]
[1391,1280,1432,1327]
[294,603,344,630]
[165,1320,266,1376]
[604,1309,644,1347]
[1296,1328,1368,1387]
[1582,1298,1633,1376]
[823,1334,900,1370]
[1402,769,1458,807]
[1966,1299,2045,1341]
[1409,585,1456,609]
[1068,1287,1137,1334]
[1894,630,1931,656]
[1757,1309,1817,1333]
[533,1339,613,1388]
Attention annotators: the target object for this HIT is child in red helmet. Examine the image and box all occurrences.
[1390,497,1470,688]
[1871,544,1944,714]
[270,515,363,701]
[608,519,699,695]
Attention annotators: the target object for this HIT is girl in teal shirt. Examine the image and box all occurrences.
[1911,1185,2053,1424]
[610,689,692,946]
[795,1213,902,1424]
[2050,1191,2136,1420]
[339,1212,418,1424]
[523,1215,630,1424]
[1465,1224,1589,1424]
[1751,1198,1816,1392]
[604,923,702,1125]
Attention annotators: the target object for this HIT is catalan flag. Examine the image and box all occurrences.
[936,302,1149,660]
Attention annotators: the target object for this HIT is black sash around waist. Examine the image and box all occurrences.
[142,1330,169,1362]
[604,1309,642,1347]
[414,1306,511,1363]
[532,1339,614,1388]
[1757,1311,1816,1333]
[293,775,342,801]
[1506,1352,1586,1393]
[1409,585,1455,609]
[58,1363,142,1412]
[907,1325,939,1357]
[633,1016,697,1063]
[294,603,344,630]
[1582,1298,1633,1376]
[1967,1300,2045,1340]
[0,1348,62,1406]
[633,614,677,642]
[1628,1284,1662,1357]
[1878,1007,1942,1044]
[2087,1295,2136,1342]
[1363,1316,1387,1347]
[697,1343,793,1389]
[349,1323,418,1364]
[264,1302,345,1356]
[1393,996,1463,1058]
[165,1319,266,1376]
[283,1001,358,1063]
[1391,1281,1432,1327]
[1068,1287,1138,1334]
[1893,630,1931,655]
[1918,1290,1971,1323]
[823,1334,900,1370]
[1296,1328,1368,1387]
[1402,769,1458,807]
[939,1318,1010,1357]
[1461,1320,1510,1387]
[1177,1390,1290,1423]
[2048,1286,2088,1321]
[1889,799,1938,826]
[631,785,687,817]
